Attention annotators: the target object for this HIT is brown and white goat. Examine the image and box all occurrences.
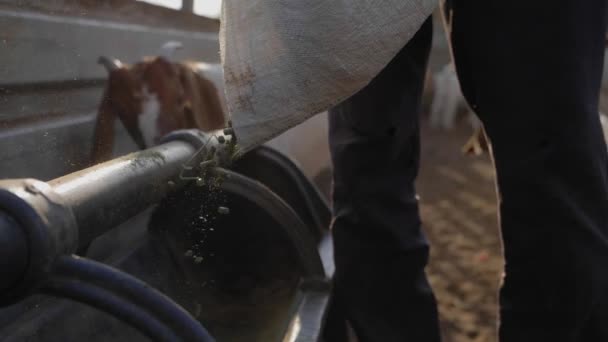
[90,55,226,165]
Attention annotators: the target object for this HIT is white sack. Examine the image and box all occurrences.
[220,0,438,154]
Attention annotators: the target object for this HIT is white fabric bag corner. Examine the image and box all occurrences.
[220,0,438,154]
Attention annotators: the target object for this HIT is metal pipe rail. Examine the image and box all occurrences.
[53,129,235,248]
[51,140,195,248]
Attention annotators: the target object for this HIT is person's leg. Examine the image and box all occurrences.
[448,1,608,340]
[325,17,441,342]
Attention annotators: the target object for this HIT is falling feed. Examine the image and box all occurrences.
[196,177,205,187]
[218,206,230,215]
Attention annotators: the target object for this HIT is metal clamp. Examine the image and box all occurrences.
[161,128,236,163]
[0,179,78,305]
[160,128,238,183]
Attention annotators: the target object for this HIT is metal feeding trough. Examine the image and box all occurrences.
[0,129,334,341]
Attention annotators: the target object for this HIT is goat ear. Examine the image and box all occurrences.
[91,89,117,165]
[91,67,131,165]
[105,69,148,150]
[122,117,148,150]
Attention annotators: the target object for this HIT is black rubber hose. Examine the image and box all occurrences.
[51,255,215,342]
[41,278,180,342]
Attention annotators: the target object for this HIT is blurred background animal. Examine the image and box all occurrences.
[430,58,608,156]
[427,62,485,154]
[429,62,478,131]
[90,41,226,165]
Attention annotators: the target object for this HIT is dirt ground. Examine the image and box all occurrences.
[417,120,503,342]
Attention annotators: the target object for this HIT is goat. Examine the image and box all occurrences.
[91,45,226,165]
[428,62,486,155]
[430,63,464,130]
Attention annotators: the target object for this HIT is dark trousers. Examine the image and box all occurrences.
[325,1,608,341]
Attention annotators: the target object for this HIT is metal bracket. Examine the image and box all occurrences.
[160,128,238,182]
